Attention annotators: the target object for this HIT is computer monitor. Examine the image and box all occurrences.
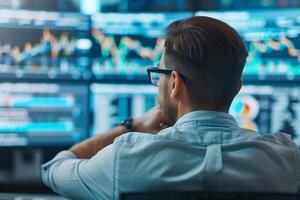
[0,82,89,146]
[195,9,300,81]
[0,9,92,81]
[91,83,300,146]
[91,12,193,81]
[0,9,91,147]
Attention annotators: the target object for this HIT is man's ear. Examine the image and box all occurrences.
[170,71,183,100]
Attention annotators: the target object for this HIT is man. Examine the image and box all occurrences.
[42,16,300,200]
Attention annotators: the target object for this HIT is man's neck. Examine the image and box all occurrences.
[177,103,228,121]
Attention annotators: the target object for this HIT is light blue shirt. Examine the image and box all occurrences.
[42,111,300,200]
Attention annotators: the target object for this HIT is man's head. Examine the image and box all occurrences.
[148,16,248,124]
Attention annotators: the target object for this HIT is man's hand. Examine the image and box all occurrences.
[132,106,172,134]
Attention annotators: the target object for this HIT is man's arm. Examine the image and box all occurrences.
[69,125,127,159]
[70,106,171,159]
[42,145,115,200]
[42,106,171,199]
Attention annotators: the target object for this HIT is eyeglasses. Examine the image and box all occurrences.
[147,67,188,86]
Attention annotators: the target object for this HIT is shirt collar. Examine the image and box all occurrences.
[174,110,239,129]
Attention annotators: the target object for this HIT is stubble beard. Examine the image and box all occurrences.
[158,95,177,126]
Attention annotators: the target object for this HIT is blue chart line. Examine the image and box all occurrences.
[0,122,74,133]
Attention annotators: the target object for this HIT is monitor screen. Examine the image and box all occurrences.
[0,82,89,146]
[0,9,92,81]
[91,83,300,146]
[195,9,300,81]
[91,12,193,81]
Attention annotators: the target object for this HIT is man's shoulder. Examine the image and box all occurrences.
[238,130,294,145]
[229,130,300,155]
[112,127,298,153]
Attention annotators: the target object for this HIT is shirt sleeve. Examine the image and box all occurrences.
[41,145,115,200]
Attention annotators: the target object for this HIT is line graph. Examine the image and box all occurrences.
[0,27,92,80]
[91,28,164,75]
[244,36,300,77]
[0,29,78,63]
[248,36,300,61]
